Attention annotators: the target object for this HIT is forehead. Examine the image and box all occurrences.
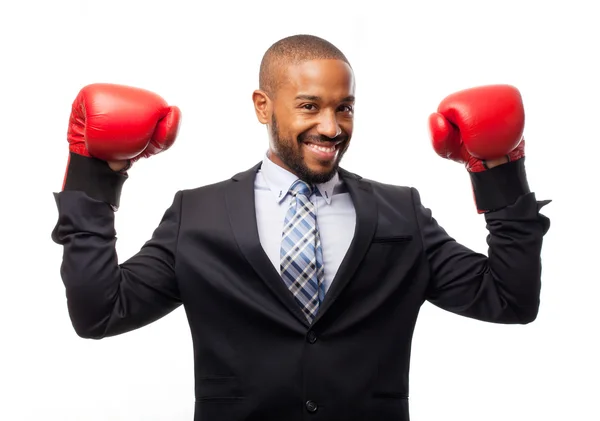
[278,59,355,99]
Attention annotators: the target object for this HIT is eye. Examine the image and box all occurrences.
[338,104,354,113]
[301,103,317,111]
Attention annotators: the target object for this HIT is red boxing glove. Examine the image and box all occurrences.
[428,84,525,172]
[428,85,529,213]
[61,83,180,209]
[67,83,181,168]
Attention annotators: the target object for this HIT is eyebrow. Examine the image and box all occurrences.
[295,95,355,102]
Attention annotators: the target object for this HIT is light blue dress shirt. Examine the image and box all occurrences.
[254,153,357,295]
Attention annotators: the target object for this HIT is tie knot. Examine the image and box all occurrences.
[290,180,314,198]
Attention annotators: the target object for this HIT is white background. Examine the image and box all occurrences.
[1,0,597,420]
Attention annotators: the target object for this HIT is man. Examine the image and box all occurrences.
[52,34,551,420]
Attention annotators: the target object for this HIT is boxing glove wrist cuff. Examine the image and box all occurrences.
[63,152,128,210]
[470,157,530,213]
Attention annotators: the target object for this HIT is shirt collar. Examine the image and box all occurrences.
[260,152,338,205]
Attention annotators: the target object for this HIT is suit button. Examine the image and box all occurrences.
[305,400,318,413]
[306,331,317,344]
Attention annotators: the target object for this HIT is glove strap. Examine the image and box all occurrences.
[470,157,530,213]
[63,152,128,210]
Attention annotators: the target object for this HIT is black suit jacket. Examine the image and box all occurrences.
[52,155,550,421]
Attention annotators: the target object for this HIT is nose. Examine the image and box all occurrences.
[317,110,342,139]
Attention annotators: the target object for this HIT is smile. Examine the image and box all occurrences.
[302,141,342,161]
[306,143,337,153]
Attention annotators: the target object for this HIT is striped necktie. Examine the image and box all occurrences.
[280,179,324,323]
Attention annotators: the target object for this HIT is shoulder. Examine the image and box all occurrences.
[338,167,420,204]
[177,162,262,199]
[180,178,233,196]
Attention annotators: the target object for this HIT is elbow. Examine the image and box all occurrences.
[71,318,108,340]
[499,274,541,325]
[67,301,110,340]
[518,309,539,325]
[65,282,114,339]
[510,301,540,325]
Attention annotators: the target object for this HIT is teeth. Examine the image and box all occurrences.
[307,143,335,153]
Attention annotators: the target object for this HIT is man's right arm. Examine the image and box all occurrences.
[52,83,182,339]
[52,154,183,339]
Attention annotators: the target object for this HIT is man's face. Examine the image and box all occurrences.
[262,59,355,184]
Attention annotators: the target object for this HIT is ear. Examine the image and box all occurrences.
[252,90,271,124]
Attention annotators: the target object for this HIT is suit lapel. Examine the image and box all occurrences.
[313,168,378,324]
[225,162,310,327]
[225,163,378,327]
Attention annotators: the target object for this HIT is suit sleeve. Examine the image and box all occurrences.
[51,153,182,339]
[415,159,551,324]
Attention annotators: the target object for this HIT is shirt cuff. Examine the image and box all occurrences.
[62,152,128,210]
[470,157,530,212]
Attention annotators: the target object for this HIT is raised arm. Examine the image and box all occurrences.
[51,83,183,339]
[423,84,551,323]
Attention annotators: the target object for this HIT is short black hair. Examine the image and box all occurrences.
[259,34,351,97]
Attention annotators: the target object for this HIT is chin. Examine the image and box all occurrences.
[310,163,337,175]
[300,161,339,184]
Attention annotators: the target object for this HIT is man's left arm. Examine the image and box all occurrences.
[420,84,551,324]
[416,159,551,324]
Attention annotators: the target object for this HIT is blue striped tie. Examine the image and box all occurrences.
[280,180,324,323]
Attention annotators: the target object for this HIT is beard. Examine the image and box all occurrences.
[269,113,349,185]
